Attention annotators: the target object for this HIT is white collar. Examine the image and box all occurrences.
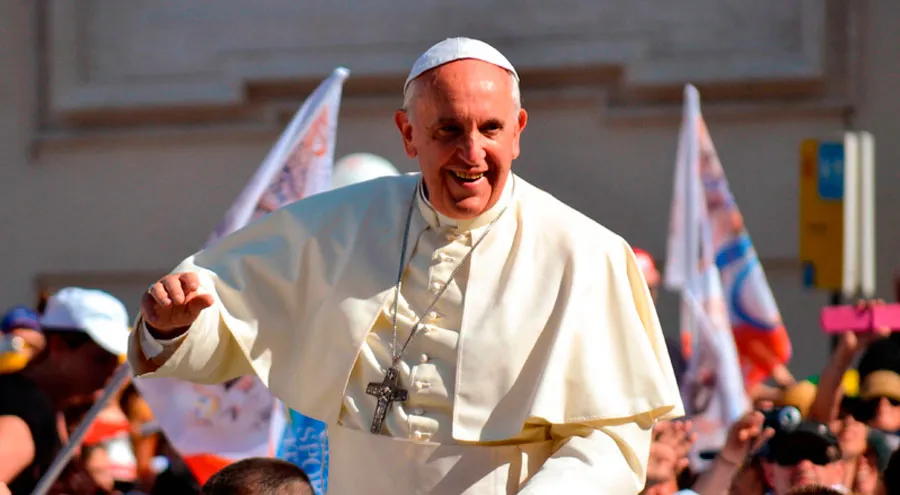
[415,174,515,233]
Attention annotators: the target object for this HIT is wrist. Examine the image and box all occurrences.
[145,322,190,340]
[716,451,744,468]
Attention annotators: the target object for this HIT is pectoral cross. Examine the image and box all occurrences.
[366,366,408,434]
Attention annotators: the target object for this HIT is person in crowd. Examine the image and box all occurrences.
[0,287,129,494]
[64,389,139,493]
[0,306,45,373]
[120,382,165,492]
[858,369,900,434]
[758,421,849,494]
[81,444,118,494]
[200,458,312,495]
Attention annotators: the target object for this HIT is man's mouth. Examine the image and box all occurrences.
[450,170,485,182]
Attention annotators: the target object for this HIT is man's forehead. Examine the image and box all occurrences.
[414,64,516,121]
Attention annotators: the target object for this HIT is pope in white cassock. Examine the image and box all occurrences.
[129,37,684,494]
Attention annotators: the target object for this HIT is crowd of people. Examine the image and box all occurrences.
[0,288,320,495]
[1,267,899,494]
[635,250,900,495]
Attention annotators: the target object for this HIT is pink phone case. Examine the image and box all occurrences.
[873,305,900,329]
[821,304,900,333]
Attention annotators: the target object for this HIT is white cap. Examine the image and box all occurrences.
[40,287,130,356]
[332,153,400,189]
[404,37,519,93]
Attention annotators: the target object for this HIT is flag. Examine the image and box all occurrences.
[670,86,791,392]
[134,67,349,491]
[664,84,749,459]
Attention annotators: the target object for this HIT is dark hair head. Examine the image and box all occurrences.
[201,458,312,495]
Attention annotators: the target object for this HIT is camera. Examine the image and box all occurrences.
[762,405,802,434]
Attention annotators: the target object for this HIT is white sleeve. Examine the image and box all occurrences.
[518,421,653,494]
[139,322,188,359]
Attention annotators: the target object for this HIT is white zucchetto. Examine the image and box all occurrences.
[404,37,519,92]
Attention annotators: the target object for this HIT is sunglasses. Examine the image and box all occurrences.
[850,396,900,422]
[768,445,838,467]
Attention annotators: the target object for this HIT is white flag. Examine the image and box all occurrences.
[665,84,748,464]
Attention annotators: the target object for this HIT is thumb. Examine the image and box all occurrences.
[186,294,214,316]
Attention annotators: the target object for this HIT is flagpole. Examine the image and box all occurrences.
[31,363,132,495]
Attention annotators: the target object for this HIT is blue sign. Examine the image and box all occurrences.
[817,142,844,201]
[277,411,329,495]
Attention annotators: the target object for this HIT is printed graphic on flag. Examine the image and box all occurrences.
[695,119,791,391]
[665,84,750,466]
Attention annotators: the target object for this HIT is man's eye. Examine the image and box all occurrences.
[439,126,460,134]
[480,123,502,134]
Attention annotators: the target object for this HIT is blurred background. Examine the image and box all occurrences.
[0,0,897,382]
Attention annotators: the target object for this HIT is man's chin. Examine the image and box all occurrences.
[446,198,489,219]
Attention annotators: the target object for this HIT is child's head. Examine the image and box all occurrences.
[201,458,312,495]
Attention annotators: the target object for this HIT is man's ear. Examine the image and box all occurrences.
[394,110,417,158]
[511,108,528,160]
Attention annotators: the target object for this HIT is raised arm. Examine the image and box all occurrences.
[127,205,313,385]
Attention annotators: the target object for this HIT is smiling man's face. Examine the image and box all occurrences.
[395,59,527,219]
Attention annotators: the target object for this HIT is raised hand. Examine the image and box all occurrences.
[839,299,892,354]
[719,410,772,465]
[651,420,696,476]
[140,272,214,335]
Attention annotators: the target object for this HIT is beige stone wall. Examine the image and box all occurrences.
[0,1,896,379]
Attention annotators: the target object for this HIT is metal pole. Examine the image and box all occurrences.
[30,363,132,495]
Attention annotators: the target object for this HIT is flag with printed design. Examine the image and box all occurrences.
[664,84,751,460]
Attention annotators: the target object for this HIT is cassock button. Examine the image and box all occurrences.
[430,281,442,293]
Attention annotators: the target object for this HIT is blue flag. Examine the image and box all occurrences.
[277,410,329,495]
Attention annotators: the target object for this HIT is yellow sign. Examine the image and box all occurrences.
[799,139,844,290]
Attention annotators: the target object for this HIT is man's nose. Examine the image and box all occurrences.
[457,131,486,164]
[793,459,816,473]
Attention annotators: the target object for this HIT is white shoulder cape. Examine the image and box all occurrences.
[129,173,684,443]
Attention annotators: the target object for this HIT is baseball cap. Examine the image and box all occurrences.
[1,305,40,333]
[405,37,519,93]
[760,421,842,466]
[860,369,900,402]
[39,287,129,356]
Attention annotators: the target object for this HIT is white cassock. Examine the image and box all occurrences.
[128,173,684,494]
